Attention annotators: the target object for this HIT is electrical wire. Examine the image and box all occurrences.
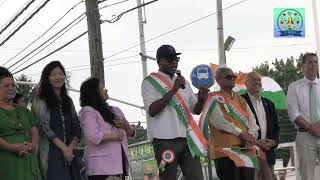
[2,0,85,67]
[0,0,51,46]
[25,54,141,76]
[65,54,140,70]
[13,31,88,75]
[12,0,157,74]
[99,0,129,10]
[66,60,141,73]
[101,0,158,23]
[8,13,86,70]
[11,15,86,72]
[0,0,36,35]
[98,0,109,3]
[103,0,249,60]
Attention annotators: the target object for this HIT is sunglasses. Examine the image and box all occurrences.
[223,74,237,80]
[162,56,180,62]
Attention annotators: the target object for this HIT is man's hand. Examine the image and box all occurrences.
[239,132,255,145]
[197,87,209,102]
[172,75,185,92]
[255,139,275,150]
[308,122,320,136]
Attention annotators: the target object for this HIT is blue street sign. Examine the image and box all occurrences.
[190,64,214,89]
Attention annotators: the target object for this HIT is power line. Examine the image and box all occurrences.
[3,0,132,67]
[0,0,51,46]
[0,0,36,36]
[11,15,86,72]
[65,54,140,70]
[98,0,109,3]
[26,54,141,76]
[66,60,141,73]
[1,42,314,53]
[101,0,158,23]
[2,0,46,38]
[7,13,86,70]
[99,0,129,10]
[2,0,85,67]
[12,0,158,74]
[103,0,250,60]
[12,31,88,75]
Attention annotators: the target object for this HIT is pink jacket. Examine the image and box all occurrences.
[79,106,130,176]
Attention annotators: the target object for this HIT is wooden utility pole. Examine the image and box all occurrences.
[85,0,105,84]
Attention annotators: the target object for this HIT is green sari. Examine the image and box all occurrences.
[0,106,42,180]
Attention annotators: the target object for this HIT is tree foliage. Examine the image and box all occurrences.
[128,123,148,145]
[15,74,37,106]
[253,54,303,93]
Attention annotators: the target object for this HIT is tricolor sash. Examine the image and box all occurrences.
[199,93,250,138]
[199,92,258,170]
[145,73,208,157]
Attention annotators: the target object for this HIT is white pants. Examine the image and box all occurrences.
[296,131,320,180]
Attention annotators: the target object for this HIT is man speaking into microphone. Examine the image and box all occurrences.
[141,44,209,180]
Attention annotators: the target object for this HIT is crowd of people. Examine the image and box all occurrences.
[0,44,318,180]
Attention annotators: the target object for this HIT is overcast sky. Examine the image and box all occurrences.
[0,0,318,125]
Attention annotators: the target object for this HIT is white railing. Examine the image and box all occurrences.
[274,142,300,180]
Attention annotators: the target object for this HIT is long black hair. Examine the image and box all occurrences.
[37,61,71,112]
[80,77,115,125]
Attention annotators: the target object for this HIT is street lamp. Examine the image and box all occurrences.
[224,36,236,51]
[223,36,236,64]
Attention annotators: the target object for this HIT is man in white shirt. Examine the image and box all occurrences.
[287,52,320,180]
[141,44,209,180]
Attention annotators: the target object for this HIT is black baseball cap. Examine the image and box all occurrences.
[156,45,181,60]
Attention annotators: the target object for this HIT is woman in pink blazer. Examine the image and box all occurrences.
[79,77,135,180]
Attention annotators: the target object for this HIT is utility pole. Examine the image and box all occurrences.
[217,0,226,65]
[85,0,105,84]
[137,0,148,78]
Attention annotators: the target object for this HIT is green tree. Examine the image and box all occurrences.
[15,74,37,107]
[128,122,148,145]
[253,54,303,93]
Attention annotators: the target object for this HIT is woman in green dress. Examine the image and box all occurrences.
[0,67,42,180]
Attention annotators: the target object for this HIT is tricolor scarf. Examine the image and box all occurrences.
[199,93,260,169]
[145,72,208,157]
[199,92,250,139]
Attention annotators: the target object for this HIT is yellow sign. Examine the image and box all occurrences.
[129,142,154,160]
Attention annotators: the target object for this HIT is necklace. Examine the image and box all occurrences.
[1,107,23,131]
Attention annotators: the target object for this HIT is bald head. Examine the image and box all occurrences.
[245,71,262,96]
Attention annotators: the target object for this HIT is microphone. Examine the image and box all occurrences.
[176,70,185,89]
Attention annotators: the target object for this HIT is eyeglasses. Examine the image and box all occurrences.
[223,74,237,80]
[162,56,180,63]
